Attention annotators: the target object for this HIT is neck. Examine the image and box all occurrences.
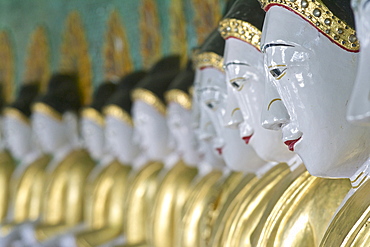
[286,154,303,172]
[163,152,179,169]
[53,144,73,161]
[349,158,370,191]
[198,161,213,176]
[255,161,278,178]
[132,153,149,170]
[19,150,42,166]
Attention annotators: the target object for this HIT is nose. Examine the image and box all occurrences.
[199,110,216,141]
[223,85,243,129]
[261,79,290,130]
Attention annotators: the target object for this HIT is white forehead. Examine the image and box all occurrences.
[133,100,165,120]
[224,38,262,66]
[199,67,226,89]
[167,102,190,117]
[261,6,322,51]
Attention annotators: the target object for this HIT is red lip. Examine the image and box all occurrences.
[284,137,301,151]
[215,147,223,155]
[242,135,253,144]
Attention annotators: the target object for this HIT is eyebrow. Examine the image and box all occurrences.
[224,62,250,68]
[262,43,295,52]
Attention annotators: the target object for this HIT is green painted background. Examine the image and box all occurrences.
[0,0,225,94]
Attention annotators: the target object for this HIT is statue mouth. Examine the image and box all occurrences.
[242,134,253,144]
[284,137,301,151]
[215,147,223,155]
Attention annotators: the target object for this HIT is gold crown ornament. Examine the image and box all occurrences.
[194,52,224,72]
[219,19,262,51]
[258,0,359,52]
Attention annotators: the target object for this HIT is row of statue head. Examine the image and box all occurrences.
[191,0,370,183]
[1,0,369,183]
[0,55,226,175]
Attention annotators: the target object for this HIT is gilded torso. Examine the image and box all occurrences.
[123,161,164,245]
[150,161,198,247]
[209,172,258,247]
[0,154,49,236]
[75,159,132,247]
[0,151,16,221]
[35,149,95,241]
[255,171,350,247]
[320,179,370,247]
[222,163,298,247]
[178,169,244,247]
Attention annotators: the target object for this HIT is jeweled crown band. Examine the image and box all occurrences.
[131,88,167,115]
[103,104,133,126]
[32,102,63,121]
[219,18,262,51]
[81,108,105,126]
[259,0,359,52]
[194,52,224,72]
[165,89,192,110]
[3,107,30,125]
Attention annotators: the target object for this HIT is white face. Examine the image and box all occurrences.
[132,100,171,161]
[223,37,293,163]
[261,7,370,178]
[32,112,69,154]
[81,118,105,161]
[105,115,139,163]
[3,116,33,159]
[167,103,201,166]
[347,0,370,124]
[199,67,264,172]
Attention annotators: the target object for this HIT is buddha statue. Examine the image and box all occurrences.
[0,84,43,246]
[19,73,95,245]
[254,0,364,245]
[192,66,226,173]
[54,79,138,247]
[347,0,370,124]
[114,55,180,247]
[142,61,201,247]
[318,1,370,246]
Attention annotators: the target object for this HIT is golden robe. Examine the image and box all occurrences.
[0,151,15,222]
[1,154,50,235]
[35,149,95,241]
[320,179,370,247]
[149,161,198,247]
[178,169,244,247]
[254,171,350,247]
[74,160,132,247]
[120,161,164,246]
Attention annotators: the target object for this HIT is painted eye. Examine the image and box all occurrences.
[206,102,215,109]
[205,100,218,111]
[270,68,287,80]
[231,81,240,89]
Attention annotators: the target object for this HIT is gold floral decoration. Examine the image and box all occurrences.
[258,0,359,52]
[165,89,192,110]
[194,52,224,72]
[32,102,63,121]
[82,107,105,126]
[3,108,30,125]
[132,88,166,116]
[192,0,221,44]
[219,19,262,51]
[170,0,188,67]
[0,31,14,103]
[24,26,50,93]
[140,0,162,69]
[103,10,133,81]
[103,104,133,126]
[59,11,92,105]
